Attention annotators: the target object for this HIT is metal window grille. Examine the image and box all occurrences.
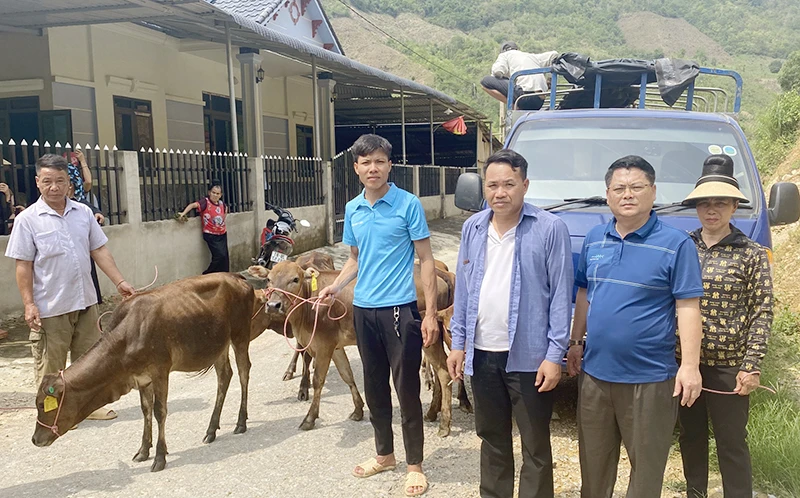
[418,166,441,197]
[0,138,126,225]
[263,156,324,209]
[388,165,413,193]
[444,167,462,195]
[137,149,251,222]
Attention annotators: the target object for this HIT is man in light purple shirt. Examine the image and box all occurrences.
[447,149,573,498]
[5,155,134,418]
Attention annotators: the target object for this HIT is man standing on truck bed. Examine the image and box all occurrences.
[480,42,558,111]
[566,155,704,497]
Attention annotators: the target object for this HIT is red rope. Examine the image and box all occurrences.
[258,288,346,353]
[701,371,776,395]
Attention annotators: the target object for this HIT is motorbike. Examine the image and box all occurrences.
[253,202,311,268]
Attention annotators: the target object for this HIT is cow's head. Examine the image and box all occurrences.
[251,289,293,340]
[264,261,310,315]
[32,371,78,447]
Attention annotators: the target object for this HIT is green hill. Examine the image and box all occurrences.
[322,0,795,129]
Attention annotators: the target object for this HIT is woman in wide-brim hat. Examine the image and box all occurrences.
[677,154,773,498]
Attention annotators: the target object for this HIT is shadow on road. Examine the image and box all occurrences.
[0,461,142,497]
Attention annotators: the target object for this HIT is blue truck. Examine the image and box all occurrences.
[456,63,800,268]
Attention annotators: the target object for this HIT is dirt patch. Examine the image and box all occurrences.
[767,137,800,311]
[617,12,731,62]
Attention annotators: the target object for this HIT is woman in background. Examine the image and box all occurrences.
[178,180,230,274]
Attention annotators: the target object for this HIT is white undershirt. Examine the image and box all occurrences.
[474,223,516,351]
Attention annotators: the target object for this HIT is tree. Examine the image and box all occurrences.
[778,51,800,92]
[769,60,783,74]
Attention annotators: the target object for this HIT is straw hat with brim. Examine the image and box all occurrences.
[682,154,749,205]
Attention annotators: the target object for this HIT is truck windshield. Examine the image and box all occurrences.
[509,117,757,212]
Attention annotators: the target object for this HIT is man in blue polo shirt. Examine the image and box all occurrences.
[317,134,439,497]
[566,155,704,497]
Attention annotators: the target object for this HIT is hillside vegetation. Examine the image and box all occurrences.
[322,0,794,126]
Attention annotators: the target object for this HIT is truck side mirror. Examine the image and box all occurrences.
[455,172,484,212]
[768,182,800,226]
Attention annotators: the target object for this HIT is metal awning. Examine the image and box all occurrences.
[0,0,489,127]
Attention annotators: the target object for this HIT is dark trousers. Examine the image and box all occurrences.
[480,75,545,110]
[679,365,752,498]
[353,302,424,465]
[578,373,677,498]
[471,349,554,498]
[202,232,230,274]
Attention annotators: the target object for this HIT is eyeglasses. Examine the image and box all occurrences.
[608,183,651,196]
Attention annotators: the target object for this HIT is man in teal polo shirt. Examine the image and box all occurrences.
[317,134,439,497]
[566,155,704,497]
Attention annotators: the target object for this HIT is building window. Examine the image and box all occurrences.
[296,124,314,157]
[202,93,244,153]
[113,97,154,152]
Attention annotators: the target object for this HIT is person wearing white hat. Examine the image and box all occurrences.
[678,154,773,498]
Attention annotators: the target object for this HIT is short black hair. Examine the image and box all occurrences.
[484,149,528,180]
[208,179,222,191]
[351,134,392,160]
[605,155,656,187]
[35,154,69,174]
[501,41,519,52]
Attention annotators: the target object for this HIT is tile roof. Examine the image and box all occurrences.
[207,0,282,23]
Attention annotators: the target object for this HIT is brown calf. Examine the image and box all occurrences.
[262,262,363,430]
[261,261,461,435]
[32,273,254,472]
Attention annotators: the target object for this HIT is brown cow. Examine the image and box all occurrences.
[249,251,336,391]
[32,273,254,472]
[423,305,473,436]
[261,261,460,434]
[262,262,363,430]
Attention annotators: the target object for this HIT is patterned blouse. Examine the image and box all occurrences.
[67,163,88,203]
[681,226,773,372]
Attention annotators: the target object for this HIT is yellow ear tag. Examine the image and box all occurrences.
[44,395,58,413]
[311,275,318,292]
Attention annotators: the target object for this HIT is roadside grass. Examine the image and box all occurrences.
[748,305,800,497]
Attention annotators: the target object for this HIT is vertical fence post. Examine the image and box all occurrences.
[324,159,334,245]
[249,155,265,255]
[413,164,420,197]
[439,166,447,219]
[120,151,142,226]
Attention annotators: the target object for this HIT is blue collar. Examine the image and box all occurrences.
[356,182,399,208]
[605,210,659,239]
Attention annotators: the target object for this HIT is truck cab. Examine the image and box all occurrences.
[456,63,800,263]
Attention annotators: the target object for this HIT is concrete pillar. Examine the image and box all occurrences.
[237,50,264,158]
[317,74,336,161]
[225,23,239,153]
[248,156,265,247]
[120,150,141,226]
[323,160,334,245]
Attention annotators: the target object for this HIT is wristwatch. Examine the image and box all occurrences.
[569,339,585,347]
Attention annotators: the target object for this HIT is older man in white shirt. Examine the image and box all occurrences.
[5,154,134,419]
[480,41,559,111]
